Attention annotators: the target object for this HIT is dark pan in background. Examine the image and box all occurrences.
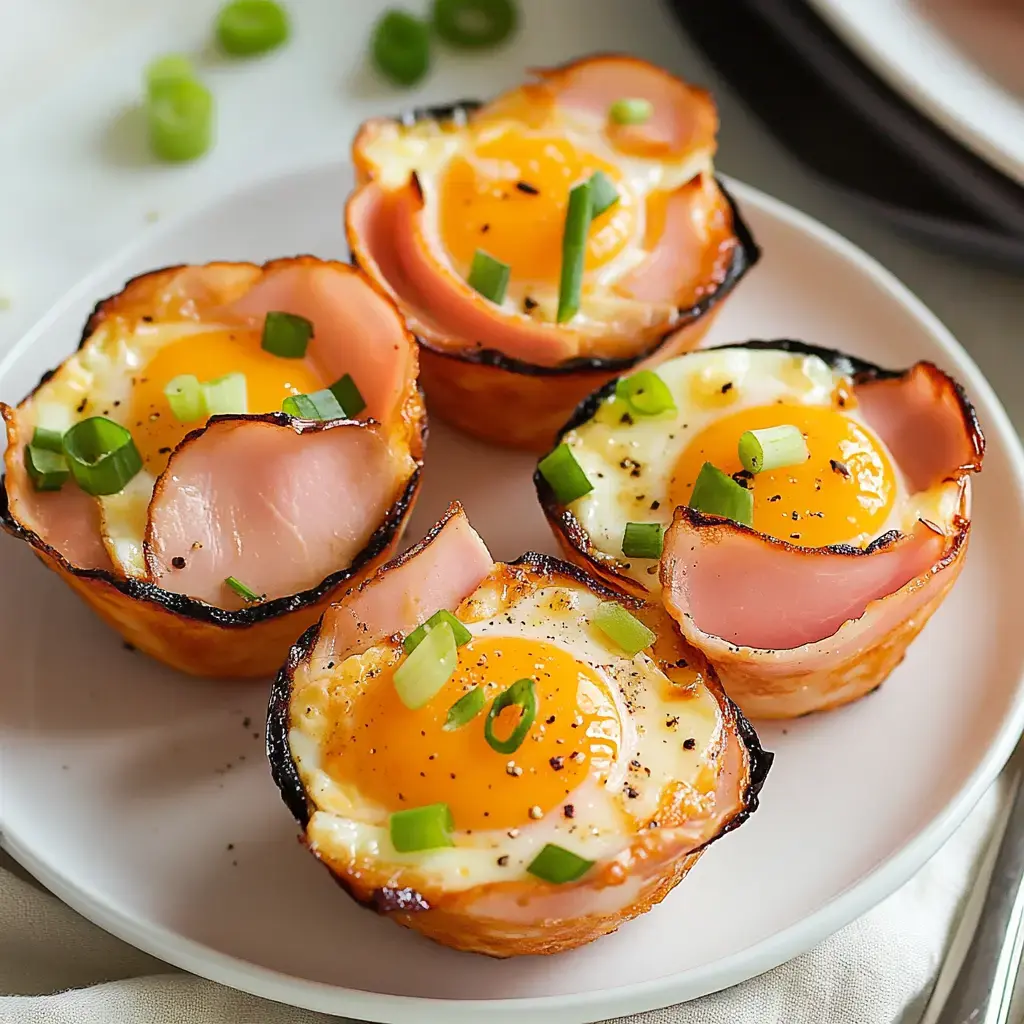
[664,0,1024,270]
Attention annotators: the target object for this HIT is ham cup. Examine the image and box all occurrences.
[536,340,983,718]
[1,258,426,679]
[268,502,771,957]
[346,54,760,452]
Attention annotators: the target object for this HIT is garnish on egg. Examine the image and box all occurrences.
[608,97,654,126]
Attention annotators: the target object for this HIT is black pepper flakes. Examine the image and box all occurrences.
[546,715,556,724]
[76,398,87,413]
[497,855,509,866]
[790,533,801,539]
[650,499,661,511]
[830,459,851,478]
[523,296,538,312]
[515,181,540,195]
[549,756,564,771]
[683,737,696,750]
[665,716,679,728]
[563,804,575,819]
[624,785,639,799]
[171,556,186,569]
[768,494,782,502]
[720,381,734,394]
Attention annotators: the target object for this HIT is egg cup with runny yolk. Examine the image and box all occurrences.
[269,503,771,957]
[0,257,426,679]
[346,54,761,452]
[537,339,983,718]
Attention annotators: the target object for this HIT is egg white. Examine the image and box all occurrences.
[563,347,957,591]
[361,105,714,330]
[290,582,722,894]
[26,318,233,578]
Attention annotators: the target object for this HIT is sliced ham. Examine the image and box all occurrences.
[532,55,718,158]
[659,358,984,720]
[224,261,414,425]
[312,502,494,664]
[144,416,412,607]
[346,55,740,368]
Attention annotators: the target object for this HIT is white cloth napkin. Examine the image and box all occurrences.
[0,778,1005,1024]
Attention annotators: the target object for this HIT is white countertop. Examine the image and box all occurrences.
[1,0,1020,434]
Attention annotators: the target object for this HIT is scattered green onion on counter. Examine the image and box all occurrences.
[394,619,459,710]
[329,374,366,418]
[225,575,264,602]
[467,249,511,305]
[281,388,345,421]
[145,54,196,95]
[404,608,472,654]
[432,0,518,49]
[483,676,537,754]
[589,170,620,218]
[390,802,455,852]
[609,97,653,126]
[61,417,143,497]
[621,521,664,559]
[591,602,655,657]
[537,443,593,505]
[262,311,313,358]
[215,0,290,56]
[30,426,65,453]
[615,370,676,417]
[527,843,594,884]
[24,445,69,492]
[738,425,809,475]
[371,9,431,86]
[688,461,754,527]
[146,77,214,163]
[556,178,593,324]
[442,686,486,731]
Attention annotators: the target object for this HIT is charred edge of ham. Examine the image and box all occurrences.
[0,462,422,628]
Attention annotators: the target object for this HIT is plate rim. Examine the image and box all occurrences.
[807,0,1024,187]
[3,164,1024,1024]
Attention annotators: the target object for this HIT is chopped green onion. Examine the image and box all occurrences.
[371,9,431,86]
[390,803,455,852]
[281,388,345,421]
[431,0,518,49]
[591,602,656,657]
[404,609,472,654]
[738,425,809,474]
[164,374,205,423]
[688,461,754,526]
[443,687,486,731]
[467,249,511,305]
[145,54,195,96]
[261,311,313,358]
[215,0,290,56]
[24,445,69,492]
[622,522,664,559]
[537,443,593,505]
[609,97,654,125]
[329,374,366,417]
[202,373,248,416]
[557,179,593,324]
[225,575,263,603]
[31,426,65,453]
[484,677,537,754]
[616,370,676,416]
[589,170,620,218]
[146,78,214,163]
[527,843,594,884]
[62,417,143,497]
[394,620,458,710]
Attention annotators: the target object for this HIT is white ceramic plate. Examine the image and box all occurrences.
[808,0,1024,186]
[1,164,1023,1024]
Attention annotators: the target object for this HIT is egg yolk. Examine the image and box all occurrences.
[128,328,324,473]
[669,403,896,548]
[327,635,621,832]
[438,128,637,287]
